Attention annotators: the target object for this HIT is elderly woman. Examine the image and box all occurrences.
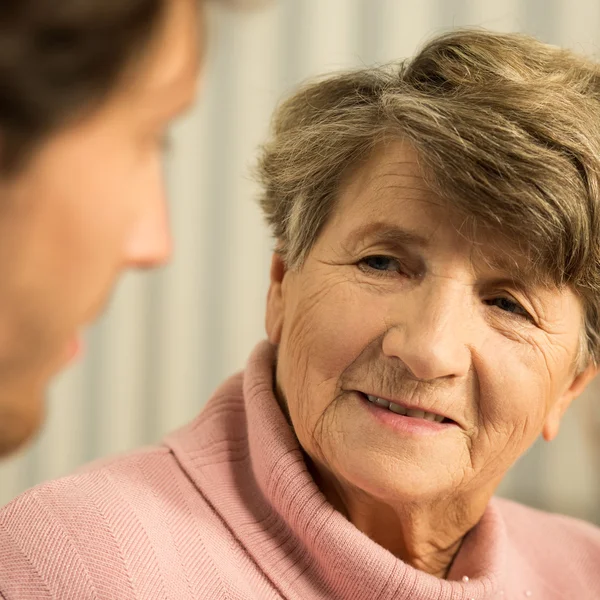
[1,29,600,600]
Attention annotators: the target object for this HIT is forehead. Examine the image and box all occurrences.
[333,142,441,225]
[327,141,544,282]
[328,142,460,247]
[120,0,202,115]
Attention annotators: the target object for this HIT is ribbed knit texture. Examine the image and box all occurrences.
[1,340,599,599]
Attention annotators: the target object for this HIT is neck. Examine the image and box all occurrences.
[308,457,492,579]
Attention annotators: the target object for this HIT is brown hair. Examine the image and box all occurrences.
[0,0,167,174]
[257,29,600,365]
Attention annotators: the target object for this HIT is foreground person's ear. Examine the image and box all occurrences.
[543,361,599,441]
[265,252,287,345]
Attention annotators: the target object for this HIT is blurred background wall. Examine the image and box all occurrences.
[1,0,599,522]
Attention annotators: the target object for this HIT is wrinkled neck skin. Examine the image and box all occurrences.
[306,455,497,579]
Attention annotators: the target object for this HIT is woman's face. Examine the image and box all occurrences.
[266,142,597,506]
[0,0,201,457]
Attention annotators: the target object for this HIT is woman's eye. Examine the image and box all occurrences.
[358,255,403,274]
[486,296,531,320]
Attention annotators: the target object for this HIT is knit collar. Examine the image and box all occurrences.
[166,340,507,600]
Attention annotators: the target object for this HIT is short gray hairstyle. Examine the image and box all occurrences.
[256,29,600,366]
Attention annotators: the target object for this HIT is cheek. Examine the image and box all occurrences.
[285,275,387,368]
[57,147,159,268]
[53,125,162,256]
[278,274,386,448]
[281,277,371,378]
[0,130,161,357]
[49,177,132,285]
[471,332,564,470]
[21,153,150,324]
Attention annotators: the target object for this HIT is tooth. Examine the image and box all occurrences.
[388,403,407,415]
[423,412,436,421]
[373,397,390,408]
[406,409,425,419]
[434,415,445,423]
[367,395,376,403]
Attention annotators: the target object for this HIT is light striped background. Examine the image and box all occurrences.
[2,0,600,523]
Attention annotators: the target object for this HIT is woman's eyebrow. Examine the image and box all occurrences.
[476,248,540,287]
[345,222,431,250]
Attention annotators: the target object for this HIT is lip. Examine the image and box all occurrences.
[361,391,451,422]
[64,333,84,364]
[357,392,459,435]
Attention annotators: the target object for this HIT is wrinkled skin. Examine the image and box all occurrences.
[266,142,597,577]
[0,0,201,457]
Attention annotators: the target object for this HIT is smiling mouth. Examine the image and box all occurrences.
[360,393,455,424]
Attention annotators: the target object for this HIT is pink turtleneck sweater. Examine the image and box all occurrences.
[1,341,599,599]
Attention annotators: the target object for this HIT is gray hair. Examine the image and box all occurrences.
[256,29,600,366]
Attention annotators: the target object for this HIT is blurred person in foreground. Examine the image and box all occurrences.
[2,28,600,600]
[0,0,268,460]
[0,0,201,459]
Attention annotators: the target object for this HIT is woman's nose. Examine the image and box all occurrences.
[381,282,473,381]
[123,191,172,270]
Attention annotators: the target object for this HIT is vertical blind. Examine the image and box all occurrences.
[2,0,599,523]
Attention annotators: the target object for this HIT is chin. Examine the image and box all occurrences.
[0,385,46,459]
[340,453,454,502]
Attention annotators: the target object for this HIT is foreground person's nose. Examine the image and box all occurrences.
[124,194,172,269]
[382,284,472,381]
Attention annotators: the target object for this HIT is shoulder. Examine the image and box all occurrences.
[0,446,220,599]
[494,496,600,592]
[494,496,600,547]
[0,444,191,522]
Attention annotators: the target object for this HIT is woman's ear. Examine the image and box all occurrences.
[265,252,287,345]
[543,362,598,441]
